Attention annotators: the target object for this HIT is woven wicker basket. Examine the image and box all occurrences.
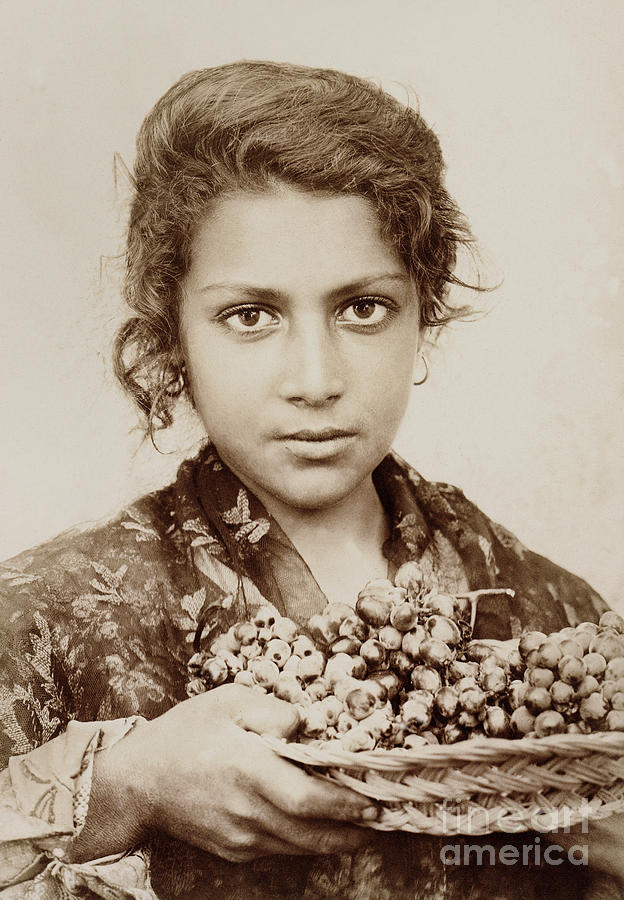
[263,731,624,835]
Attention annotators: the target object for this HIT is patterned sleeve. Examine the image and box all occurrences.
[0,569,156,897]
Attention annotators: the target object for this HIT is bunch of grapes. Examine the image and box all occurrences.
[504,614,624,738]
[186,563,624,750]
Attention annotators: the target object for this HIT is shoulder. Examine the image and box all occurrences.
[388,451,608,632]
[1,478,184,603]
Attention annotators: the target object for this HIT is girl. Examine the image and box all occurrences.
[1,61,621,899]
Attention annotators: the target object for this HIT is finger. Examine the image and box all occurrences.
[258,810,373,856]
[210,683,301,739]
[250,747,379,823]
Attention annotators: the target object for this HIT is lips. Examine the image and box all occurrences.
[280,428,358,442]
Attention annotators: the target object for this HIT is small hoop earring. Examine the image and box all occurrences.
[412,354,429,386]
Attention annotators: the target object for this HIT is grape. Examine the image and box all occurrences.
[425,615,461,647]
[526,667,555,689]
[340,727,377,752]
[402,626,427,659]
[599,611,624,634]
[411,665,442,693]
[256,626,273,645]
[345,685,379,720]
[186,677,207,696]
[583,652,607,678]
[306,677,331,701]
[297,651,326,681]
[535,641,563,670]
[419,638,453,668]
[442,723,465,744]
[422,592,457,619]
[201,657,229,687]
[458,710,481,729]
[247,658,280,689]
[579,693,608,727]
[330,637,361,655]
[264,638,292,668]
[524,686,552,715]
[333,676,364,703]
[534,710,566,737]
[253,607,278,630]
[465,642,496,664]
[589,631,624,662]
[355,595,392,628]
[320,695,343,726]
[559,638,584,659]
[459,687,486,716]
[606,710,624,731]
[377,625,404,650]
[480,666,507,694]
[575,675,601,699]
[394,561,424,593]
[360,638,387,670]
[325,653,365,685]
[484,706,512,738]
[507,680,527,710]
[189,579,624,754]
[401,699,432,731]
[510,706,536,736]
[435,685,460,719]
[338,615,369,643]
[448,659,479,682]
[605,658,624,681]
[388,649,413,678]
[549,680,575,709]
[602,677,624,702]
[239,640,262,661]
[291,635,317,657]
[406,689,435,712]
[234,621,258,645]
[518,631,547,661]
[272,616,299,643]
[572,628,594,653]
[300,704,329,738]
[455,675,480,694]
[557,655,586,686]
[390,602,419,632]
[325,603,356,631]
[307,614,339,646]
[403,733,432,749]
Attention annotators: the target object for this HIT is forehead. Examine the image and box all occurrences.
[185,186,405,290]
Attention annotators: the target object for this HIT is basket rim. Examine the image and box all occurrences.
[262,729,624,770]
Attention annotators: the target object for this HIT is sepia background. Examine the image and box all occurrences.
[1,1,622,609]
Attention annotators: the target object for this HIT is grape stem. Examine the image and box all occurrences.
[454,588,516,632]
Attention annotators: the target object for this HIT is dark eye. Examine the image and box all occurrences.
[339,298,390,326]
[222,307,279,334]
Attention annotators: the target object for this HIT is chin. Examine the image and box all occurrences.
[269,469,364,511]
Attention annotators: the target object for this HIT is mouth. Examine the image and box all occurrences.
[278,428,359,461]
[280,428,358,442]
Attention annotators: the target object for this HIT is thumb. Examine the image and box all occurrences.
[214,683,301,739]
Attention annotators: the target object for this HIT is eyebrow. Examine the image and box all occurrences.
[198,272,411,302]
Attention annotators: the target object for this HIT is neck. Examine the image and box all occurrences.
[254,475,389,558]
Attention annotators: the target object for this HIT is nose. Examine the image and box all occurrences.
[279,318,345,406]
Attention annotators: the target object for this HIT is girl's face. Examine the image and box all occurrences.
[180,186,420,514]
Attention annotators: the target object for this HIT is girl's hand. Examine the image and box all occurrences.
[70,684,377,863]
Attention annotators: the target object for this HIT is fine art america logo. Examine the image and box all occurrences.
[439,802,591,867]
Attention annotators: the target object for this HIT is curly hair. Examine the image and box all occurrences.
[113,60,481,437]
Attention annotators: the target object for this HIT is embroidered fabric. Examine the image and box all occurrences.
[0,444,611,898]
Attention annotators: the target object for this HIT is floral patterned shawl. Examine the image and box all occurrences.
[0,444,612,898]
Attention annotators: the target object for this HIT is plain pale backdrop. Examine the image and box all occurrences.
[1,0,622,611]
